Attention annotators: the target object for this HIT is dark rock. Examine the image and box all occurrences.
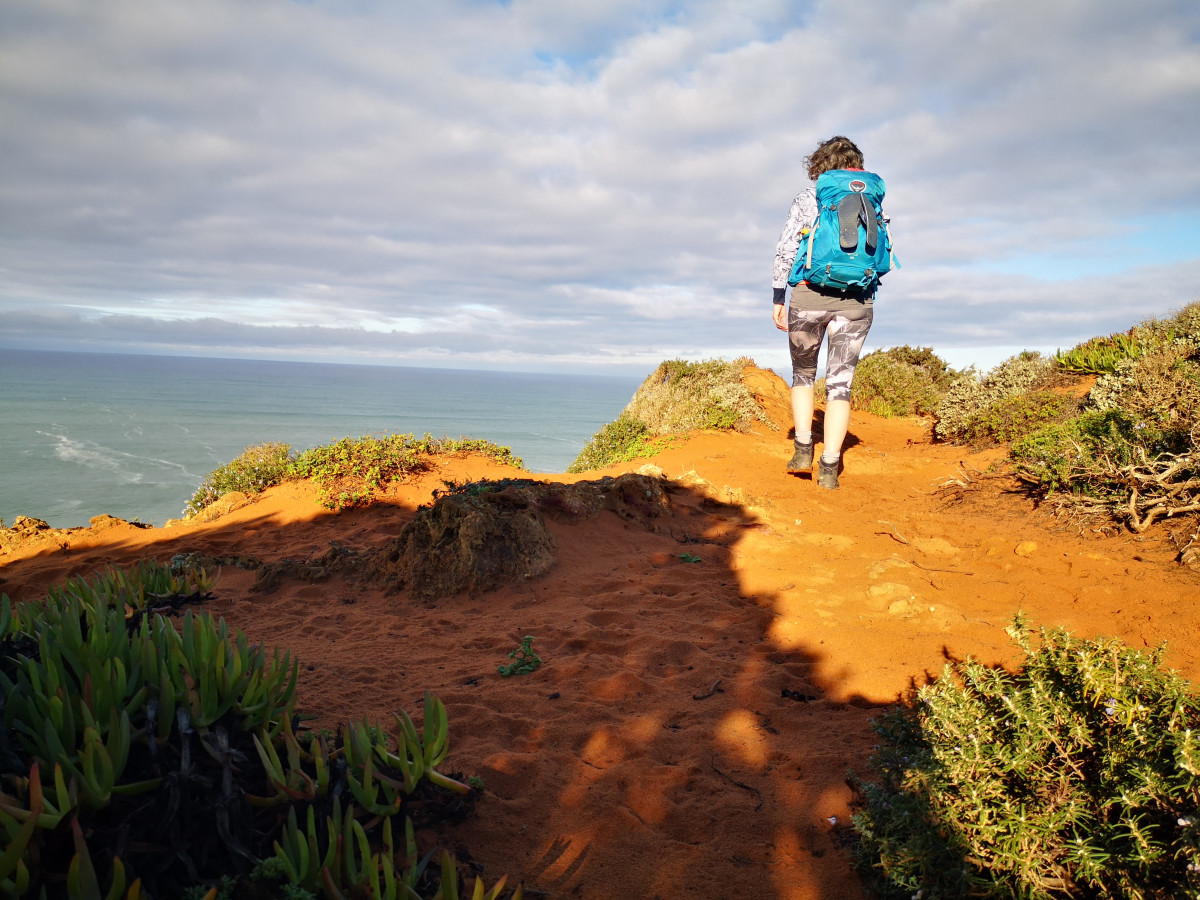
[362,473,673,598]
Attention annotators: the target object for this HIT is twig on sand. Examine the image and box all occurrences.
[693,678,722,700]
[876,520,910,545]
[910,561,974,575]
[710,757,762,811]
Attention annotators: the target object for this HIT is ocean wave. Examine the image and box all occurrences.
[39,430,124,474]
[528,431,583,446]
[36,430,202,483]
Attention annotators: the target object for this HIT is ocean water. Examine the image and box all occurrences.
[0,350,641,529]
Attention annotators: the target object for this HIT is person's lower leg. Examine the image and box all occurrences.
[791,385,814,446]
[785,385,816,472]
[822,399,850,462]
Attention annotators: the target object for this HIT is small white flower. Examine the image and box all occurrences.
[826,816,838,826]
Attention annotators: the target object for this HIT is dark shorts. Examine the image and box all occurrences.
[787,303,874,403]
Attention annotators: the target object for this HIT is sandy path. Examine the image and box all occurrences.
[2,367,1196,899]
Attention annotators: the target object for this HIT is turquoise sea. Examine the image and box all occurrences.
[0,350,641,529]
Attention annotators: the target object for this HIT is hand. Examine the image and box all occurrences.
[772,303,788,331]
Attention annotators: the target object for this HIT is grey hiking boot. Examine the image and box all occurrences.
[786,442,814,474]
[816,456,842,490]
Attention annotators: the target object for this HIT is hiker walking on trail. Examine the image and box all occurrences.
[771,135,894,490]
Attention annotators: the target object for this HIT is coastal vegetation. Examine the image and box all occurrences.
[816,304,1200,541]
[567,357,773,472]
[497,636,542,678]
[839,345,965,418]
[0,562,521,899]
[185,441,295,517]
[562,302,1199,542]
[186,434,523,517]
[852,615,1200,898]
[1003,302,1200,534]
[175,301,1196,544]
[290,435,523,511]
[847,303,1197,537]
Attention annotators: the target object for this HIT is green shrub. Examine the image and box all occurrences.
[1016,306,1200,530]
[567,413,662,473]
[1166,300,1200,344]
[291,433,523,511]
[186,435,524,516]
[567,357,771,472]
[290,433,423,509]
[959,389,1075,446]
[1087,346,1200,436]
[852,616,1200,899]
[850,347,961,418]
[1013,408,1198,532]
[935,352,1054,442]
[1010,409,1146,495]
[624,358,773,434]
[185,441,294,516]
[1127,300,1200,350]
[876,345,962,390]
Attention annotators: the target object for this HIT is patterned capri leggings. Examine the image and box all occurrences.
[788,304,875,403]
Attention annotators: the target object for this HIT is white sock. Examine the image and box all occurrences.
[795,431,812,446]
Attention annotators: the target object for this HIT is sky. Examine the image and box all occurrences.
[1,0,1198,376]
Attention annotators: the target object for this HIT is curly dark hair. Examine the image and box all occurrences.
[805,135,864,180]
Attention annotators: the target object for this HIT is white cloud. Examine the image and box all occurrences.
[0,0,1197,374]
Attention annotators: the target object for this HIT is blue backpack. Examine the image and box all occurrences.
[787,169,895,292]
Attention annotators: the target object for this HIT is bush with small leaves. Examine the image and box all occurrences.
[1013,405,1200,532]
[1010,409,1149,495]
[1087,345,1200,437]
[958,390,1076,446]
[850,347,963,418]
[568,358,771,471]
[186,441,294,516]
[624,358,774,434]
[290,433,524,510]
[187,435,524,517]
[934,352,1054,442]
[852,615,1200,900]
[1126,300,1200,351]
[567,413,661,473]
[1001,304,1200,531]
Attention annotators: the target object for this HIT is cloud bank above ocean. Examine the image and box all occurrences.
[1,0,1198,373]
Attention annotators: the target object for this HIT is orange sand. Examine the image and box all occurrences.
[2,368,1197,899]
